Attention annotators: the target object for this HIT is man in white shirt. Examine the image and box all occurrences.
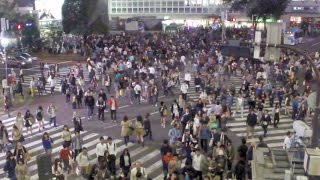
[214,102,223,128]
[134,83,142,104]
[107,137,117,176]
[236,94,244,118]
[283,131,292,150]
[96,136,107,163]
[192,148,205,179]
[180,82,189,100]
[184,72,191,86]
[48,76,56,96]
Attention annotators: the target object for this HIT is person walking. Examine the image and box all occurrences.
[108,96,118,122]
[4,151,16,180]
[12,125,24,148]
[59,144,72,174]
[42,132,54,154]
[73,131,83,160]
[36,105,45,132]
[135,116,145,147]
[119,148,132,178]
[130,161,148,180]
[4,95,10,118]
[85,91,95,120]
[76,147,91,177]
[143,113,153,141]
[159,101,168,128]
[246,110,257,139]
[260,110,272,137]
[48,75,56,95]
[47,103,58,127]
[24,109,35,135]
[106,137,117,177]
[121,116,131,146]
[61,125,72,147]
[273,103,280,128]
[96,97,106,121]
[72,112,83,133]
[29,77,36,97]
[15,112,24,133]
[96,136,107,164]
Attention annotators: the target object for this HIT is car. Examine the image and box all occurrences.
[20,53,38,62]
[3,56,32,68]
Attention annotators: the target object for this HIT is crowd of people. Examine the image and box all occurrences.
[0,26,319,180]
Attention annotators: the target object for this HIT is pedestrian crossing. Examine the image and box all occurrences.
[21,66,90,96]
[185,74,311,149]
[0,115,165,180]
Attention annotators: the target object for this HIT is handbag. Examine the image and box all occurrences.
[25,152,31,162]
[19,135,25,142]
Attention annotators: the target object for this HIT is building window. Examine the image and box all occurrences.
[162,2,167,6]
[155,1,161,6]
[139,8,143,12]
[179,1,184,6]
[161,8,167,13]
[179,8,184,13]
[145,2,149,6]
[150,2,154,6]
[133,2,138,7]
[173,1,178,6]
[203,8,208,13]
[128,8,132,13]
[122,2,127,7]
[173,8,178,13]
[117,2,121,7]
[185,8,190,13]
[117,8,121,13]
[168,8,173,13]
[112,8,116,13]
[197,8,202,13]
[139,2,143,7]
[150,8,155,13]
[122,8,127,13]
[112,2,116,7]
[191,8,196,13]
[128,2,132,7]
[133,8,137,13]
[168,1,173,6]
[156,8,161,12]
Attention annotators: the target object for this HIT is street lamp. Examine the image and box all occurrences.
[1,37,10,98]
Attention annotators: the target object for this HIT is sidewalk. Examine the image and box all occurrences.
[0,87,34,117]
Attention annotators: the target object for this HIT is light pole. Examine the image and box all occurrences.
[1,38,10,98]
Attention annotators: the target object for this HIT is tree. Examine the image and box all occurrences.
[62,0,108,35]
[21,15,40,47]
[227,0,289,34]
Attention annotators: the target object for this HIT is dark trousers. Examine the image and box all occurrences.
[143,129,153,140]
[195,170,202,180]
[50,117,57,127]
[216,115,222,128]
[124,136,130,145]
[98,108,105,121]
[262,125,268,136]
[108,155,116,175]
[77,98,82,108]
[274,113,280,127]
[182,93,187,100]
[74,149,82,160]
[50,86,54,95]
[135,94,141,104]
[200,139,208,153]
[110,110,117,121]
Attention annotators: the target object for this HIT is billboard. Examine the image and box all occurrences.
[35,0,64,20]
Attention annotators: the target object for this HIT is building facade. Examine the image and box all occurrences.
[108,0,224,19]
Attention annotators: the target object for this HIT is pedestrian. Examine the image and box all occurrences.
[73,131,83,160]
[61,125,72,147]
[36,105,45,132]
[106,137,117,177]
[246,110,257,139]
[257,136,268,148]
[29,77,36,97]
[162,151,173,179]
[119,148,132,178]
[16,160,30,180]
[168,124,182,146]
[72,95,77,109]
[47,103,58,127]
[72,112,83,132]
[52,159,64,179]
[159,101,168,128]
[283,131,292,150]
[85,91,95,120]
[59,144,72,174]
[180,81,189,100]
[15,112,24,132]
[133,82,142,104]
[48,75,56,95]
[135,115,145,147]
[237,138,248,161]
[4,95,10,118]
[24,109,35,135]
[171,100,180,120]
[96,136,107,164]
[4,151,16,180]
[14,142,30,164]
[42,132,54,154]
[260,110,271,137]
[226,141,235,171]
[235,94,244,118]
[130,161,148,180]
[96,97,106,121]
[108,96,118,122]
[12,124,24,148]
[273,103,280,128]
[76,147,91,177]
[143,113,153,141]
[192,148,205,180]
[121,116,132,146]
[76,85,83,108]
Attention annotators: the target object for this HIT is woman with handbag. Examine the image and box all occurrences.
[16,159,30,180]
[36,106,45,132]
[119,148,132,178]
[14,142,30,164]
[121,116,131,146]
[24,109,35,135]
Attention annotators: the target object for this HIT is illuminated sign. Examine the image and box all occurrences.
[35,0,64,20]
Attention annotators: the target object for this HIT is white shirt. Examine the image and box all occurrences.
[106,142,117,155]
[214,105,223,115]
[148,67,155,74]
[180,84,188,94]
[184,73,191,81]
[96,142,107,157]
[283,136,291,149]
[134,84,142,94]
[2,79,7,88]
[76,152,90,167]
[192,153,203,171]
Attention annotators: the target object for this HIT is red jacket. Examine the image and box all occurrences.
[60,148,71,160]
[108,98,118,109]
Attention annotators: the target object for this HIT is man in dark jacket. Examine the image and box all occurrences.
[246,110,257,139]
[85,92,95,120]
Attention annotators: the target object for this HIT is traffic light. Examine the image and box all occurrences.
[16,24,23,31]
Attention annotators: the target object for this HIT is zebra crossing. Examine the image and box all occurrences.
[0,114,165,180]
[185,74,310,148]
[21,66,89,95]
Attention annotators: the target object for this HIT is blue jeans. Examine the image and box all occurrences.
[50,117,57,127]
